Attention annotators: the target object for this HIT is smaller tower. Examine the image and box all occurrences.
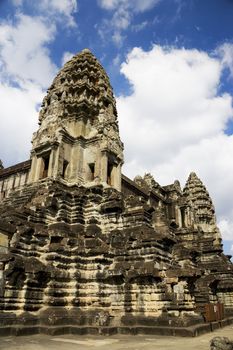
[184,172,215,226]
[28,49,124,190]
[183,172,221,244]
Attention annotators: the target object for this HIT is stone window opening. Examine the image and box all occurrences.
[50,236,63,244]
[180,207,186,227]
[88,163,95,181]
[62,160,69,179]
[12,176,16,189]
[41,154,50,179]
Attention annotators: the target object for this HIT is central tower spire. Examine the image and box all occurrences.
[28,49,124,190]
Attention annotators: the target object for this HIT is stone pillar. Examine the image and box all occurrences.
[187,207,194,228]
[36,157,44,181]
[94,149,102,183]
[100,152,108,184]
[48,148,56,178]
[0,263,5,297]
[55,145,64,179]
[184,208,189,228]
[54,146,62,179]
[28,154,37,183]
[177,208,182,228]
[69,146,76,181]
[113,163,121,191]
[70,143,83,182]
[77,145,84,181]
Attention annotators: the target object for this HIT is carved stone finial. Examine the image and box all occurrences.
[82,48,92,54]
[134,173,160,191]
[134,175,143,185]
[143,173,159,189]
[174,180,181,191]
[189,172,198,180]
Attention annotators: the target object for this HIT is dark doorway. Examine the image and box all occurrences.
[62,160,69,179]
[42,154,50,178]
[89,163,95,181]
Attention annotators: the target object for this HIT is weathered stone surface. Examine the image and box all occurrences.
[0,49,232,335]
[210,337,233,350]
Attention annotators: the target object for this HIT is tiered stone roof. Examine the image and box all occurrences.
[183,172,216,225]
[38,48,118,129]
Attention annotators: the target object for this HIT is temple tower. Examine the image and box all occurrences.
[28,49,124,190]
[183,172,221,244]
[184,172,216,227]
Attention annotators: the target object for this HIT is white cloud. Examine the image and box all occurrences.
[113,54,121,66]
[97,0,160,45]
[40,0,77,14]
[98,0,120,10]
[112,6,130,30]
[98,0,160,12]
[219,218,233,241]
[117,45,233,241]
[0,14,57,88]
[112,32,125,46]
[217,42,233,78]
[0,82,43,166]
[39,0,78,27]
[12,0,23,6]
[11,0,78,28]
[0,14,58,166]
[132,21,149,33]
[0,0,79,167]
[62,51,75,65]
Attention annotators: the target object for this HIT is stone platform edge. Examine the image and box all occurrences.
[0,317,233,337]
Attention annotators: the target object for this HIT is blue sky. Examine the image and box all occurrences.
[1,0,233,257]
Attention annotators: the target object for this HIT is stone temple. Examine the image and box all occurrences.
[0,49,233,336]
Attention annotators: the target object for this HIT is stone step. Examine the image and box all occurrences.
[2,319,233,337]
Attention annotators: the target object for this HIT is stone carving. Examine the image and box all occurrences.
[0,49,232,336]
[143,173,160,189]
[134,173,160,193]
[210,337,233,350]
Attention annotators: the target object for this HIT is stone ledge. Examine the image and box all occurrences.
[0,317,233,337]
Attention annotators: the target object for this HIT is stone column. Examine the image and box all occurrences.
[35,158,44,181]
[70,143,83,182]
[28,157,42,182]
[54,145,63,178]
[0,262,5,297]
[48,148,56,178]
[100,152,108,184]
[94,149,102,183]
[28,154,37,183]
[177,208,182,228]
[77,145,84,181]
[113,163,122,191]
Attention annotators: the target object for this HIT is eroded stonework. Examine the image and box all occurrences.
[0,49,233,336]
